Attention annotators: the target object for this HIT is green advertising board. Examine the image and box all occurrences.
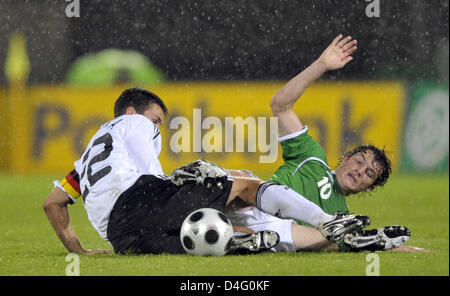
[402,82,449,172]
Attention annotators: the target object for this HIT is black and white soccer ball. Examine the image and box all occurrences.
[180,208,233,256]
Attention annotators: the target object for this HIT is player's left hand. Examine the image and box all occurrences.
[317,34,358,71]
[388,245,431,253]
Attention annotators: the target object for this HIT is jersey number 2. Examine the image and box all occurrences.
[80,133,113,201]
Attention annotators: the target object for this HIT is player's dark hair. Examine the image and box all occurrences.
[114,87,168,118]
[340,145,392,189]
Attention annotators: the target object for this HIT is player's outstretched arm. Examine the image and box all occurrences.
[271,34,357,137]
[43,187,110,255]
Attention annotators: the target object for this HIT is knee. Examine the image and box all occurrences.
[234,178,264,204]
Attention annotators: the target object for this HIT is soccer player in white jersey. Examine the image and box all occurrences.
[44,88,169,254]
[43,87,370,255]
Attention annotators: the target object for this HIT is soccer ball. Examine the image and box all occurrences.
[180,208,234,256]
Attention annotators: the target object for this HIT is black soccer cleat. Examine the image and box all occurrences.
[342,225,410,252]
[227,230,280,254]
[319,213,371,242]
[170,160,228,188]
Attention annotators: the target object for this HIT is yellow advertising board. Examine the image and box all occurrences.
[3,82,405,177]
[0,88,10,169]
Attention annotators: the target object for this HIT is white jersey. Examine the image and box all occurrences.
[73,114,165,240]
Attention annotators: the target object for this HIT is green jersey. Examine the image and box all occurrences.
[269,128,348,224]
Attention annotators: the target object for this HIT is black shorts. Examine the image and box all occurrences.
[107,174,233,255]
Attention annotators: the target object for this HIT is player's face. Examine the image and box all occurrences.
[142,103,165,128]
[336,150,381,195]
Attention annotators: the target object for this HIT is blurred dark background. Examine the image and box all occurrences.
[0,0,448,84]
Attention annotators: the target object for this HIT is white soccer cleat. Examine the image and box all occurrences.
[342,225,410,252]
[318,213,371,242]
[227,230,280,254]
[170,160,228,188]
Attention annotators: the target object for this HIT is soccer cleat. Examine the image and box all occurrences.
[319,213,371,242]
[342,225,410,252]
[227,230,280,254]
[170,160,228,188]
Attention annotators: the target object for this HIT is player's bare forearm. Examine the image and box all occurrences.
[43,188,109,254]
[270,61,328,136]
[43,188,85,253]
[271,60,327,114]
[270,35,357,137]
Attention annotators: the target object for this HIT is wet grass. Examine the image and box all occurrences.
[0,173,448,276]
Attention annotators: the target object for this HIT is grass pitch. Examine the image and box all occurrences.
[0,173,448,276]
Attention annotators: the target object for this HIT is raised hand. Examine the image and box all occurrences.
[317,34,358,71]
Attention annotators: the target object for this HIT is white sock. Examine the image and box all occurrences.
[232,232,248,237]
[256,182,334,228]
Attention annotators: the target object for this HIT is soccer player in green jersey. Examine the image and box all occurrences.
[267,34,406,251]
[269,34,381,214]
[228,35,427,253]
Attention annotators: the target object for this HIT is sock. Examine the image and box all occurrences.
[232,232,248,237]
[256,182,333,228]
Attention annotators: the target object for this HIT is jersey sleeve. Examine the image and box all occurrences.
[278,126,327,162]
[55,169,81,204]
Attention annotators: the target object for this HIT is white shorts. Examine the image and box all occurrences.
[227,206,296,253]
